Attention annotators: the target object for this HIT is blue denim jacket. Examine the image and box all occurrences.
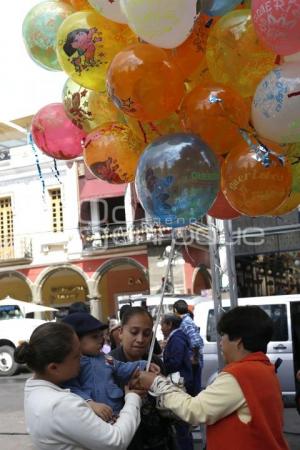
[63,354,146,414]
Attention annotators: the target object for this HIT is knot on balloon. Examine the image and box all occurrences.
[239,129,285,168]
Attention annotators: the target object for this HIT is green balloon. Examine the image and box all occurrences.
[22,1,74,71]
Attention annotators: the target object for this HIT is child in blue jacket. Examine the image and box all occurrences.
[62,312,147,421]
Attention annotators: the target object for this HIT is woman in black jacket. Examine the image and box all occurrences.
[110,306,179,450]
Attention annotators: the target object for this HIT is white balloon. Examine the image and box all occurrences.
[120,0,198,49]
[88,0,127,24]
[252,63,300,144]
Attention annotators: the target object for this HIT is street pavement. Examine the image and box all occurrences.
[0,370,299,450]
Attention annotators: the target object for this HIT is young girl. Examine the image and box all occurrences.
[14,322,142,450]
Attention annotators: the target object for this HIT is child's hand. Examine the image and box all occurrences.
[124,384,147,398]
[149,363,161,375]
[88,401,113,422]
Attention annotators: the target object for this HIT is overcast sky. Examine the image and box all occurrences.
[1,0,67,121]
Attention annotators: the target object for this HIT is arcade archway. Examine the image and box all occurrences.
[0,271,32,301]
[94,258,149,319]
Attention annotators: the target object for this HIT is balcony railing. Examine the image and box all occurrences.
[80,220,209,253]
[0,237,33,265]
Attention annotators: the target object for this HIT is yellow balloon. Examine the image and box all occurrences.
[270,192,300,216]
[56,11,137,90]
[206,9,276,97]
[185,57,214,93]
[62,78,125,132]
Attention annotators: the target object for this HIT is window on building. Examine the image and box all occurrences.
[0,197,14,258]
[49,188,64,233]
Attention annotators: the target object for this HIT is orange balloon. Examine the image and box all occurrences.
[180,84,250,155]
[63,0,92,10]
[165,14,213,79]
[221,137,292,216]
[106,43,185,122]
[126,112,183,147]
[270,192,300,216]
[83,122,144,184]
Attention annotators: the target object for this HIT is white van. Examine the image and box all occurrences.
[0,297,57,376]
[193,294,300,396]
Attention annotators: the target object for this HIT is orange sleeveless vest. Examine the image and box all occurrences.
[206,352,289,450]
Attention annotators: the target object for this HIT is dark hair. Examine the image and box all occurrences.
[161,314,182,331]
[14,322,76,373]
[119,304,131,321]
[69,301,89,315]
[173,299,189,315]
[121,306,153,326]
[217,306,274,353]
[63,29,89,56]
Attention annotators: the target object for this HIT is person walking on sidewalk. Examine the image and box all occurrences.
[136,306,290,450]
[173,299,204,395]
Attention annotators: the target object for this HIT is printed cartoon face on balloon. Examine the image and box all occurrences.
[135,133,220,228]
[63,27,102,74]
[57,11,136,90]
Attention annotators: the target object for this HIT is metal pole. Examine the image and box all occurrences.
[223,220,238,309]
[207,216,224,371]
[146,235,176,371]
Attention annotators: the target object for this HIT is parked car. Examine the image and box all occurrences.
[193,294,300,396]
[0,297,57,376]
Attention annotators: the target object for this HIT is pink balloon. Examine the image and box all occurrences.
[252,1,300,56]
[31,103,86,160]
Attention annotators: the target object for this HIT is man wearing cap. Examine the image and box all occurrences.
[62,312,148,422]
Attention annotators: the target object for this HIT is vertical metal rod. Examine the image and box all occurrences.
[207,216,224,370]
[223,220,238,309]
[146,235,176,371]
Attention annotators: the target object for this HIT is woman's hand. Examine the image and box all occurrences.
[87,401,113,422]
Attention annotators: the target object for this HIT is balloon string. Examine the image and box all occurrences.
[288,91,300,98]
[51,158,62,184]
[29,133,46,198]
[146,233,176,371]
[138,121,148,144]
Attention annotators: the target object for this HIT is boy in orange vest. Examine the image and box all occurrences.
[135,306,290,450]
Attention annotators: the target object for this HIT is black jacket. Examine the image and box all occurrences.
[110,346,178,450]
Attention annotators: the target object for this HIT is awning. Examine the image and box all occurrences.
[79,177,127,201]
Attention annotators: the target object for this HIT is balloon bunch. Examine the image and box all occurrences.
[24,0,300,226]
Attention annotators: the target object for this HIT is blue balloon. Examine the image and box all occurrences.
[135,133,220,228]
[199,0,241,16]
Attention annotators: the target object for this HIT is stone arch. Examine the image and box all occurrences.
[92,257,149,319]
[36,264,90,307]
[0,270,33,301]
[192,264,212,295]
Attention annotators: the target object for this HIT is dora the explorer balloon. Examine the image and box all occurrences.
[63,27,102,73]
[57,10,137,90]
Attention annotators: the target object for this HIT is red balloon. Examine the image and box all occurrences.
[208,190,240,220]
[31,103,86,160]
